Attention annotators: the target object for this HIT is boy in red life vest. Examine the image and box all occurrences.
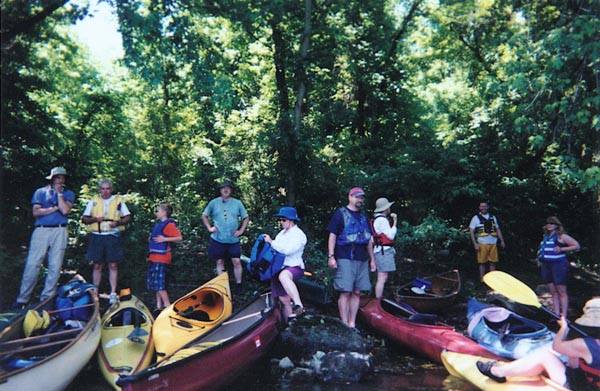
[147,204,182,316]
[371,198,398,299]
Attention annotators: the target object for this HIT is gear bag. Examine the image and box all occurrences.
[247,235,285,282]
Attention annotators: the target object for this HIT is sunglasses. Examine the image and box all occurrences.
[278,218,288,222]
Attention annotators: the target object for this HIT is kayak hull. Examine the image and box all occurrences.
[441,350,570,391]
[359,297,500,363]
[118,292,282,391]
[97,294,155,390]
[153,273,233,360]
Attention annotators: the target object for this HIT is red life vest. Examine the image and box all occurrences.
[369,215,395,247]
[580,358,600,389]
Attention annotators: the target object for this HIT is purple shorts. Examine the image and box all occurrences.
[271,266,304,298]
[541,259,569,286]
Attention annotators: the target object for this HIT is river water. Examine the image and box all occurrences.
[68,340,478,391]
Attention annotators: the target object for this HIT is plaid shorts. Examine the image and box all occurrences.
[146,262,171,292]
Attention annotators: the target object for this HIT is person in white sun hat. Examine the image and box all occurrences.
[370,197,398,299]
[477,300,600,389]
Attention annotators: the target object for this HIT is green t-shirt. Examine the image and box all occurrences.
[203,197,248,243]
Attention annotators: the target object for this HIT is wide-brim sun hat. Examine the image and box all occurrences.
[218,180,234,190]
[374,197,394,213]
[575,298,600,328]
[273,206,301,221]
[45,166,68,180]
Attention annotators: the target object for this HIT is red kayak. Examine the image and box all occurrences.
[117,292,283,391]
[359,297,501,363]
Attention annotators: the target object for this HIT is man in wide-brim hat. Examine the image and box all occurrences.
[201,180,249,294]
[13,167,75,308]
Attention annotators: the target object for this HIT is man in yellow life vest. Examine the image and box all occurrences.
[82,179,131,304]
[469,201,505,281]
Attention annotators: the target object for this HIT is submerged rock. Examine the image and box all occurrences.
[318,351,372,383]
[271,314,373,383]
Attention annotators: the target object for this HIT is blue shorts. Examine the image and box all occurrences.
[333,258,371,293]
[541,259,569,286]
[208,238,241,260]
[86,234,124,263]
[271,266,305,298]
[147,262,171,292]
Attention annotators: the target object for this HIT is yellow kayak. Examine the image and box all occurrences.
[153,273,233,361]
[441,351,571,391]
[97,291,155,390]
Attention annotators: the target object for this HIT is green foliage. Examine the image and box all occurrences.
[1,0,599,305]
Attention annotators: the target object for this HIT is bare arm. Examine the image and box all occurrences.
[328,233,337,268]
[368,237,376,272]
[469,228,480,250]
[496,226,505,248]
[553,316,593,364]
[153,234,183,243]
[55,190,72,215]
[32,204,60,217]
[82,215,98,224]
[557,234,580,253]
[235,216,250,236]
[201,214,217,233]
[112,214,131,228]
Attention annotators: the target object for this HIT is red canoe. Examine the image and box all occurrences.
[359,297,501,363]
[117,292,283,391]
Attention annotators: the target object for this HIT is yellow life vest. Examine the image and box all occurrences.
[86,195,126,233]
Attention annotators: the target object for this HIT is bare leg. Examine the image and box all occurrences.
[555,284,568,316]
[490,349,566,385]
[108,262,118,293]
[157,290,170,308]
[231,257,243,284]
[279,296,293,320]
[347,289,361,328]
[489,262,497,272]
[479,264,486,280]
[155,292,163,309]
[279,270,303,308]
[375,271,388,299]
[338,292,351,326]
[547,283,560,314]
[93,263,104,288]
[216,259,225,275]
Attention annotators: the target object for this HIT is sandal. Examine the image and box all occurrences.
[288,305,306,319]
[476,360,506,383]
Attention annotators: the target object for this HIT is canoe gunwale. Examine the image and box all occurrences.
[0,285,100,386]
[394,269,461,312]
[118,291,281,387]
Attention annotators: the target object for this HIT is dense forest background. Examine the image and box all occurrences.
[1,0,598,305]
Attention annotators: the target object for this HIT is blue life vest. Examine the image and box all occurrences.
[336,208,372,246]
[540,233,568,263]
[148,218,175,255]
[55,280,95,321]
[248,235,285,282]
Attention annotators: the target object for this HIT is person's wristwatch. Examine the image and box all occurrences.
[328,254,335,258]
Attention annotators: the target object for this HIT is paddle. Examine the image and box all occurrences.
[483,271,589,337]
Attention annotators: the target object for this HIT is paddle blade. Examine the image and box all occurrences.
[483,271,542,309]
